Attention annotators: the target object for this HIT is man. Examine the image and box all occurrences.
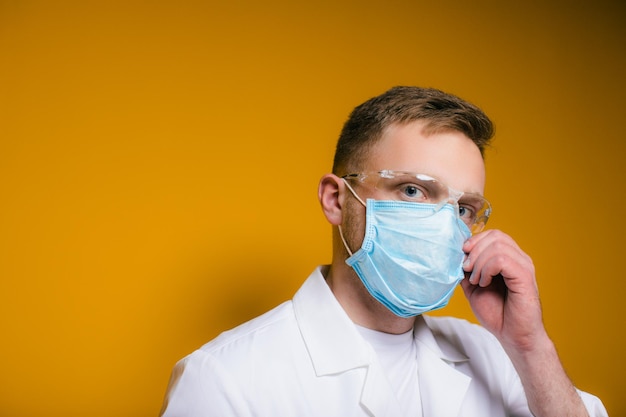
[161,87,607,416]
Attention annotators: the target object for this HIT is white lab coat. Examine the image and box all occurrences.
[161,266,607,417]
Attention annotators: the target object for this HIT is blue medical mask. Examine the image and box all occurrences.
[340,196,471,318]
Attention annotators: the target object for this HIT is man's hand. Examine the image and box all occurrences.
[460,229,545,351]
[460,229,589,417]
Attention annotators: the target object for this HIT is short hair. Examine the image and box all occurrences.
[332,86,494,175]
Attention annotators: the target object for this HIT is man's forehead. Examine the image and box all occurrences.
[365,122,486,194]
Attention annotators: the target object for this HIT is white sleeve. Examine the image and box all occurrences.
[578,389,609,417]
[160,351,253,417]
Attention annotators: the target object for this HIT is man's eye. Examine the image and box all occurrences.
[458,205,475,220]
[402,185,425,199]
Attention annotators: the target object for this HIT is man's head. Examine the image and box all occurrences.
[332,86,494,176]
[319,86,494,329]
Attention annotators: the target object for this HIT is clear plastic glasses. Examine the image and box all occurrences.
[342,169,492,233]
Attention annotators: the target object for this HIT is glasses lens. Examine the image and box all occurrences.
[370,171,448,204]
[458,194,491,233]
[345,170,492,232]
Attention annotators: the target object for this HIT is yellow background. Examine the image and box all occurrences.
[1,1,623,415]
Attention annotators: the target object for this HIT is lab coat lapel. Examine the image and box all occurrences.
[415,317,471,417]
[359,317,472,417]
[360,360,399,417]
[294,268,400,416]
[294,269,471,416]
[417,343,470,417]
[293,268,371,375]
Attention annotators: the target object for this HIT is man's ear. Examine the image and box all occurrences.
[318,174,345,226]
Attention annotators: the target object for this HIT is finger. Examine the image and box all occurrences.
[472,245,536,294]
[464,229,518,256]
[464,231,525,271]
[477,257,509,288]
[467,238,522,286]
[462,230,507,274]
[462,228,497,253]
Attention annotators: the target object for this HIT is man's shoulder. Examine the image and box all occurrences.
[423,315,489,336]
[198,300,297,355]
[178,267,329,372]
[176,300,313,386]
[423,315,503,353]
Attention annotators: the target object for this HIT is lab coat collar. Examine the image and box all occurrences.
[415,315,470,364]
[293,267,398,416]
[293,266,373,376]
[293,267,472,417]
[415,315,472,417]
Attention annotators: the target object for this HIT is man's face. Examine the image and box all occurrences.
[342,121,486,254]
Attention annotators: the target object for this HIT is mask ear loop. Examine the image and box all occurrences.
[338,178,367,257]
[342,179,367,207]
[338,225,353,257]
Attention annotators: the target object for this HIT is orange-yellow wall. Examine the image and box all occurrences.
[1,1,623,416]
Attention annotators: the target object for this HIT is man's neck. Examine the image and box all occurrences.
[324,261,416,335]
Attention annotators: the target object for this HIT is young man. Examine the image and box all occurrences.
[161,87,607,416]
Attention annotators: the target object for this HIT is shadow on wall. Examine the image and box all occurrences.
[176,249,309,345]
